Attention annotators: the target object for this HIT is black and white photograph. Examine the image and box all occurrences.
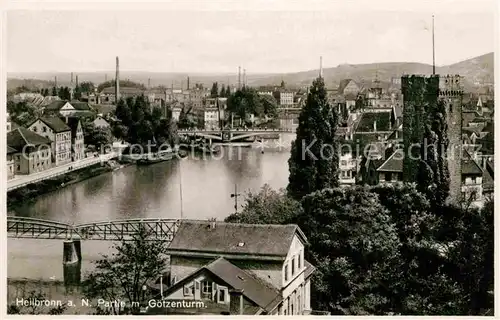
[3,0,496,316]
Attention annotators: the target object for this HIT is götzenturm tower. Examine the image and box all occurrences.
[401,74,463,204]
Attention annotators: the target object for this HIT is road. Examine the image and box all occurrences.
[7,152,117,192]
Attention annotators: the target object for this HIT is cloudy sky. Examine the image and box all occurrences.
[6,0,496,73]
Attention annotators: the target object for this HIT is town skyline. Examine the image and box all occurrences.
[6,0,495,73]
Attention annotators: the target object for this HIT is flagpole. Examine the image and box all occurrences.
[432,15,435,75]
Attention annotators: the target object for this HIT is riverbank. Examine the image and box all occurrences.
[7,161,131,209]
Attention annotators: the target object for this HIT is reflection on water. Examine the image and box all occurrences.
[8,141,294,280]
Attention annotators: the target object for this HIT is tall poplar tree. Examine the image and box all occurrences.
[287,76,339,201]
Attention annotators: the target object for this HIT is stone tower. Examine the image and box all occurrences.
[438,75,464,203]
[401,74,463,204]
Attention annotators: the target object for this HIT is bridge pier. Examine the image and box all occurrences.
[63,239,82,291]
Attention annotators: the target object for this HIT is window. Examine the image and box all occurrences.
[33,127,37,132]
[217,286,228,304]
[298,252,302,269]
[202,281,212,294]
[384,172,391,181]
[183,284,194,296]
[284,263,289,282]
[43,126,47,133]
[291,256,295,276]
[341,160,347,166]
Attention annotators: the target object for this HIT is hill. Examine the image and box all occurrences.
[7,52,493,91]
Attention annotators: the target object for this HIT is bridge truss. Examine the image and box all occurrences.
[7,216,183,241]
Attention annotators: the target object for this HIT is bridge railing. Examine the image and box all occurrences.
[178,128,294,133]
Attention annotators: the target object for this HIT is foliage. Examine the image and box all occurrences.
[299,186,401,315]
[97,80,146,92]
[52,86,57,96]
[8,290,67,315]
[7,100,40,127]
[81,226,169,315]
[210,82,219,98]
[226,87,277,121]
[224,184,301,225]
[79,81,95,93]
[112,95,177,146]
[82,120,113,150]
[287,76,339,201]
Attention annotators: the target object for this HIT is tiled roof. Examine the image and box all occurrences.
[355,112,392,132]
[462,158,483,175]
[167,221,306,259]
[7,127,51,150]
[376,149,404,172]
[33,117,71,133]
[205,258,281,312]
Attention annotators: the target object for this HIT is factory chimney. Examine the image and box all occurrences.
[115,56,120,102]
[243,69,246,87]
[238,66,241,89]
[187,76,190,90]
[76,75,79,87]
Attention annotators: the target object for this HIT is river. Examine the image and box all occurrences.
[7,135,295,281]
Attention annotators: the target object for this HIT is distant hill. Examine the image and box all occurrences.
[7,52,493,91]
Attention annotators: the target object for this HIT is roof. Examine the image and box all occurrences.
[462,156,483,175]
[355,111,392,132]
[91,104,116,115]
[205,258,281,312]
[482,164,494,192]
[338,79,354,94]
[462,125,485,136]
[167,221,307,260]
[69,101,92,110]
[10,121,21,131]
[7,127,51,150]
[304,260,316,279]
[7,146,17,154]
[101,86,145,95]
[376,149,404,172]
[66,118,81,140]
[44,100,68,111]
[32,117,71,133]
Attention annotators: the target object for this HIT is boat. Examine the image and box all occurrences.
[136,149,175,165]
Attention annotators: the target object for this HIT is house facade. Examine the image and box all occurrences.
[7,128,52,175]
[158,221,315,315]
[7,146,16,179]
[28,117,72,166]
[67,118,85,161]
[339,152,356,185]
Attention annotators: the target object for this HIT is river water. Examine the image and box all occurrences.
[7,135,295,280]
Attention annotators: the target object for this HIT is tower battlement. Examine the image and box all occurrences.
[438,75,464,97]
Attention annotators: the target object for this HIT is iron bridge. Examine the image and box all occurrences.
[6,216,189,241]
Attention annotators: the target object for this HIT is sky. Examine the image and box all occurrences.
[5,0,497,74]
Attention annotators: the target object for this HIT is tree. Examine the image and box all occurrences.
[298,186,401,314]
[225,184,301,225]
[79,81,95,93]
[81,226,169,315]
[226,85,231,97]
[219,86,226,98]
[259,94,278,118]
[287,76,339,201]
[52,86,57,96]
[210,82,219,98]
[280,80,285,88]
[7,100,39,127]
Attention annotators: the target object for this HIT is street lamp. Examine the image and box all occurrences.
[230,184,241,214]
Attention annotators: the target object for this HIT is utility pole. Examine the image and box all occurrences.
[230,184,241,214]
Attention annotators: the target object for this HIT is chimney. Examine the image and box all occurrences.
[115,56,120,102]
[243,69,246,87]
[229,289,244,315]
[187,77,190,90]
[238,66,241,89]
[148,78,151,89]
[319,56,323,78]
[373,120,377,132]
[71,72,74,84]
[76,75,79,87]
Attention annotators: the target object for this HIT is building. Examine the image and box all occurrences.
[159,221,315,315]
[376,148,404,184]
[67,118,85,161]
[28,117,72,166]
[7,112,11,132]
[401,75,463,204]
[93,116,110,129]
[43,100,94,119]
[461,155,484,207]
[204,107,220,130]
[279,91,294,107]
[7,128,52,175]
[339,152,357,185]
[7,146,16,179]
[338,79,361,96]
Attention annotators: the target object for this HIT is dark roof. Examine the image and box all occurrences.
[44,100,68,111]
[462,158,483,175]
[482,165,494,192]
[304,260,316,279]
[377,149,404,172]
[205,258,281,312]
[69,101,92,110]
[91,104,116,115]
[7,127,51,150]
[356,112,392,132]
[7,146,17,154]
[66,118,81,140]
[10,121,21,131]
[167,221,306,259]
[33,117,71,133]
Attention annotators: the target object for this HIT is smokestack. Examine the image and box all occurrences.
[71,72,74,84]
[319,56,323,78]
[115,56,120,102]
[243,69,246,87]
[148,78,151,89]
[76,75,79,87]
[187,76,190,90]
[238,66,241,89]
